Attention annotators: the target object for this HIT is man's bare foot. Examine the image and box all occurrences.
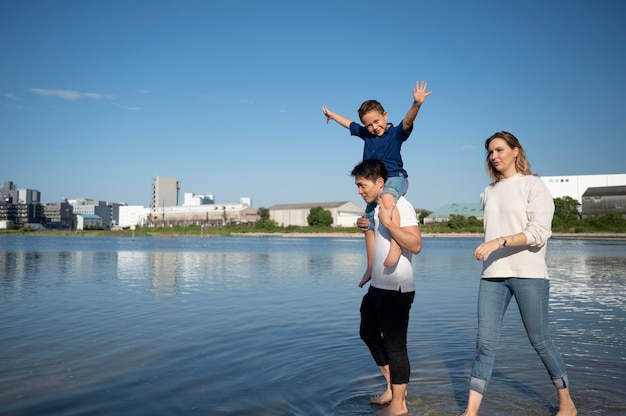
[370,390,392,405]
[376,403,408,416]
[383,244,402,268]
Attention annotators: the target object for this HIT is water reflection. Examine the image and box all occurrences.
[0,236,624,415]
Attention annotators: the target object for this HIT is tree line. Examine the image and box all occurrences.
[256,198,626,234]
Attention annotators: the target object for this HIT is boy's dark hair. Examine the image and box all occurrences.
[351,159,388,183]
[358,100,385,120]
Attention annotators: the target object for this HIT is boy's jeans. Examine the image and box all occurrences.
[365,174,408,231]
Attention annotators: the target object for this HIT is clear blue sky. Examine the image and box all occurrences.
[2,0,625,211]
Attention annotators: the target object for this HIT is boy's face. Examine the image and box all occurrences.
[360,110,389,137]
[355,176,384,204]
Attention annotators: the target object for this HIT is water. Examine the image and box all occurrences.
[0,235,624,416]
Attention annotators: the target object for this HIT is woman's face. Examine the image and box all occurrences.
[487,138,519,178]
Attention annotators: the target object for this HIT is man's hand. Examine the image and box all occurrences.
[356,215,370,232]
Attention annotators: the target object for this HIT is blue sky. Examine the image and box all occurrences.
[1,0,625,211]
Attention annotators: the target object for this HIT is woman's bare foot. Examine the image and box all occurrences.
[556,401,577,416]
[556,387,577,416]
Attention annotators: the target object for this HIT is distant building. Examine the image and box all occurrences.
[43,200,75,229]
[149,200,257,227]
[269,201,363,227]
[76,213,103,230]
[70,198,113,229]
[541,174,626,203]
[153,176,179,209]
[0,181,43,226]
[424,203,484,224]
[183,192,215,206]
[581,186,626,219]
[118,205,151,228]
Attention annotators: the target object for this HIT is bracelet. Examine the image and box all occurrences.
[501,236,507,247]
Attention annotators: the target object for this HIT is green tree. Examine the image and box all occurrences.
[307,206,333,227]
[553,196,580,230]
[257,207,270,221]
[447,214,466,230]
[418,210,432,224]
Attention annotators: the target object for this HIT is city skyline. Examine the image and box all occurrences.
[2,1,625,211]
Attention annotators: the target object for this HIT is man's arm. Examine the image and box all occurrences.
[378,203,422,254]
[401,81,432,132]
[322,106,352,129]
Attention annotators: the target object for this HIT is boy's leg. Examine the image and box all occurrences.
[381,193,402,268]
[359,229,375,287]
[360,201,377,287]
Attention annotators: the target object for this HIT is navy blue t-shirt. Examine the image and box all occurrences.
[349,121,411,177]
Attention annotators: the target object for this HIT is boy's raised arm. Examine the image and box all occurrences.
[402,81,432,131]
[323,106,352,129]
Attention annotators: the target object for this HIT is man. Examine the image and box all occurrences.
[351,159,422,416]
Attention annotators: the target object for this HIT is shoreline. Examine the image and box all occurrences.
[236,232,626,241]
[2,231,625,241]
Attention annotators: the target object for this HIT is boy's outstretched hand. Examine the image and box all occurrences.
[322,106,332,124]
[413,81,432,105]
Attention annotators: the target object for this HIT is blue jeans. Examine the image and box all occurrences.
[469,278,569,395]
[365,174,408,231]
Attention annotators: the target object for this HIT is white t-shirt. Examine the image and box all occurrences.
[371,196,419,292]
[481,174,554,279]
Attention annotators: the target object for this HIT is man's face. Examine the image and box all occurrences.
[355,176,384,204]
[360,110,389,137]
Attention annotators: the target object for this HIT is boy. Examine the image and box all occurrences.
[323,81,430,287]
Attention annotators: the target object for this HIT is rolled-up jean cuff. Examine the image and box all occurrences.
[552,374,569,390]
[469,376,488,395]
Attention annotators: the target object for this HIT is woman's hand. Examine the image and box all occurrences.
[474,238,501,261]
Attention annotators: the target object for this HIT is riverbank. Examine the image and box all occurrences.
[233,232,626,240]
[2,229,626,240]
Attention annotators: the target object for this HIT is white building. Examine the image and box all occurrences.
[76,213,103,230]
[269,201,364,227]
[183,192,215,206]
[118,205,151,228]
[541,174,626,203]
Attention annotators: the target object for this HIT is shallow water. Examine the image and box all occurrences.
[0,235,624,415]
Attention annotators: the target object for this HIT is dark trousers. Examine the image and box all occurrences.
[360,285,415,384]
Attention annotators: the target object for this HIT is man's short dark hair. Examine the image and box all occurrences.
[351,159,388,183]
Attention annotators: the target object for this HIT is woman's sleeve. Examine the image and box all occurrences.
[523,178,555,246]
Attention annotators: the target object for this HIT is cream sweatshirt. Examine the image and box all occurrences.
[481,174,555,279]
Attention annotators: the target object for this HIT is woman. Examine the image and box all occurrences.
[461,131,577,416]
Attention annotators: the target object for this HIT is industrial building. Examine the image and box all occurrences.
[541,174,626,203]
[152,176,180,209]
[269,201,363,227]
[0,181,43,227]
[581,186,626,219]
